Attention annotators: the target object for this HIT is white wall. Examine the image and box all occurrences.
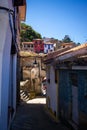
[0,7,10,130]
[1,24,12,130]
[0,1,17,130]
[13,54,17,110]
[9,54,17,112]
[44,44,54,53]
[47,65,57,114]
[0,4,9,115]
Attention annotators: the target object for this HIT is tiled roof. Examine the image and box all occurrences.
[60,42,75,46]
[44,43,87,63]
[33,39,43,41]
[43,47,71,62]
[44,42,54,45]
[57,43,87,61]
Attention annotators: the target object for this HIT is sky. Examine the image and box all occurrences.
[25,0,87,44]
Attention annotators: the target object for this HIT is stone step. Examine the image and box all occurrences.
[20,90,23,93]
[68,121,78,130]
[20,90,30,102]
[20,93,25,96]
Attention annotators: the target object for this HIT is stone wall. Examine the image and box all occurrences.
[20,56,46,94]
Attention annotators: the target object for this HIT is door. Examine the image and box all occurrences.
[72,85,78,124]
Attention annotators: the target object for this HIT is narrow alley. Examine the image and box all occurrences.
[11,97,72,130]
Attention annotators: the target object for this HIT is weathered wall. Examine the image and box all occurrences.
[59,69,87,125]
[46,65,58,116]
[78,71,87,125]
[59,70,72,120]
[0,1,12,129]
[20,56,46,94]
[0,1,17,129]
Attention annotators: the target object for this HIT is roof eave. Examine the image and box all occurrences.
[19,3,26,21]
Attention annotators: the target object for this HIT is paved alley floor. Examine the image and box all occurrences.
[11,97,72,130]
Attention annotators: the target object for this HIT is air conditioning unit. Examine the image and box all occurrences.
[14,0,26,6]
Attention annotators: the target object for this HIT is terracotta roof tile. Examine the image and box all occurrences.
[56,43,87,61]
[44,43,87,63]
[44,47,71,61]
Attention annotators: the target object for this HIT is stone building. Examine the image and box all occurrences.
[22,42,34,51]
[43,43,87,129]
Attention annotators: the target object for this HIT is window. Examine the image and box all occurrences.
[24,44,27,47]
[27,45,30,47]
[51,44,53,47]
[31,44,33,48]
[48,44,50,49]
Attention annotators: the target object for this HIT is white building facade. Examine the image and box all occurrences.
[22,42,34,51]
[0,0,26,130]
[46,65,59,119]
[44,42,54,53]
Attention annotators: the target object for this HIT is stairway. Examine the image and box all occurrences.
[20,89,30,102]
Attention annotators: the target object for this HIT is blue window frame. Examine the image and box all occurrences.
[48,44,50,49]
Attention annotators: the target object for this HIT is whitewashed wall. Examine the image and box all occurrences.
[0,22,12,130]
[47,65,57,115]
[0,0,17,130]
[44,44,54,53]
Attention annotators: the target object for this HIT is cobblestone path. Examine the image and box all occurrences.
[11,97,71,130]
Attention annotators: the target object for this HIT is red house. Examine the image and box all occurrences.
[33,39,44,53]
